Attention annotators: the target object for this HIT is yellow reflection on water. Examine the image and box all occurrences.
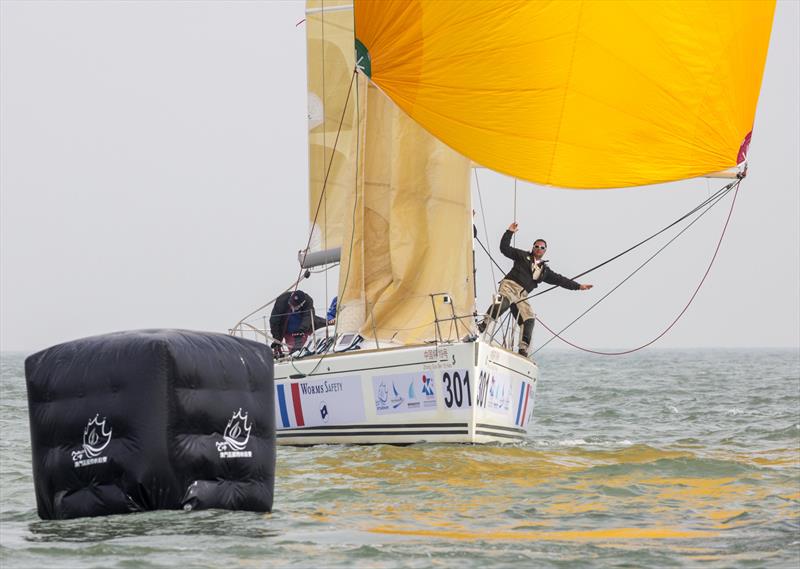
[278,443,799,547]
[541,501,608,515]
[368,525,718,541]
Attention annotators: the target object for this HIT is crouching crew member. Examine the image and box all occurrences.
[270,290,328,356]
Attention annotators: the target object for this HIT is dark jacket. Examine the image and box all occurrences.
[499,230,580,293]
[269,290,328,340]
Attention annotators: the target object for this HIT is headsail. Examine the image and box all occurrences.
[305,1,474,344]
[354,0,775,188]
[337,77,474,344]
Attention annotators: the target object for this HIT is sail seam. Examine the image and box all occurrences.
[543,0,585,185]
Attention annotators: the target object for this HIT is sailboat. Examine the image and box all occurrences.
[231,0,774,445]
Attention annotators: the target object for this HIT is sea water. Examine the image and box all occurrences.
[1,349,798,568]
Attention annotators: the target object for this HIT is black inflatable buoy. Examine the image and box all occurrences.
[24,329,275,520]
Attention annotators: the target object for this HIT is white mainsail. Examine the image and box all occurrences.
[306,2,476,344]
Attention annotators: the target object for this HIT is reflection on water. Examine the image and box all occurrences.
[26,509,279,543]
[276,443,799,551]
[2,349,799,568]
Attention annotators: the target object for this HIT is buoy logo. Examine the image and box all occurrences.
[216,408,253,459]
[72,414,112,468]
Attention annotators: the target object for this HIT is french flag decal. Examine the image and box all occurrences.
[276,383,305,428]
[514,382,532,427]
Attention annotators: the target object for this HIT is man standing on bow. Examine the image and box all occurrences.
[478,222,593,357]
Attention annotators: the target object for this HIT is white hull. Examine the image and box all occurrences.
[273,339,538,444]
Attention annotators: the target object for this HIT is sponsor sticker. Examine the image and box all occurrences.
[373,372,437,415]
[476,370,512,414]
[275,376,364,429]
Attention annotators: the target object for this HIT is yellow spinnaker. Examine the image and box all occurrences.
[354,0,775,189]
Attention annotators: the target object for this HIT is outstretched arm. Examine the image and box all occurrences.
[543,269,593,291]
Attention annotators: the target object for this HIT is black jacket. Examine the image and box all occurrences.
[269,290,328,340]
[499,230,580,293]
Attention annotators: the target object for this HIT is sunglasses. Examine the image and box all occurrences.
[533,245,547,250]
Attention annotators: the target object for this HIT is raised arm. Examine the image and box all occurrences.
[499,222,528,262]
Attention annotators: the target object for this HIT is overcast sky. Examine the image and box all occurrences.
[1,1,798,353]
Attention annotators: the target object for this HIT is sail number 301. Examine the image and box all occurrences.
[442,371,471,408]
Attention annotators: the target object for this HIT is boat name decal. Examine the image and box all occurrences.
[299,381,343,395]
[424,347,449,362]
[276,376,366,429]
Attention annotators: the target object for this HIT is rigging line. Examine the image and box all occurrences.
[520,180,736,302]
[571,182,734,280]
[475,236,506,273]
[533,179,742,356]
[484,308,515,347]
[474,169,497,290]
[513,177,518,247]
[293,311,480,335]
[294,69,357,287]
[474,180,735,310]
[289,66,361,378]
[236,273,310,330]
[534,182,734,353]
[308,263,340,274]
[336,67,361,338]
[503,310,518,348]
[321,0,329,325]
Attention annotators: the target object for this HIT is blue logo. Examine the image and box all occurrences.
[421,374,434,396]
[375,381,390,411]
[391,382,404,408]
